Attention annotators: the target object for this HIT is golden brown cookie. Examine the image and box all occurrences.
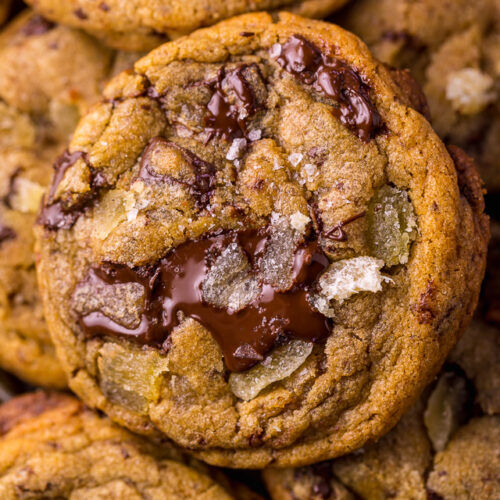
[0,10,118,388]
[35,12,488,468]
[336,0,500,190]
[24,0,351,51]
[263,319,500,499]
[0,391,245,499]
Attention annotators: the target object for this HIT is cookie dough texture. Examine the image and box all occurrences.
[0,10,118,387]
[24,0,350,51]
[35,13,488,468]
[337,0,500,190]
[0,391,241,499]
[263,320,500,499]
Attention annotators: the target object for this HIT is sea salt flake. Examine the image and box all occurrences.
[290,212,311,233]
[226,138,247,161]
[288,152,303,167]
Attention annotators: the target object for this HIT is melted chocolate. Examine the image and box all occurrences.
[139,138,216,209]
[205,65,260,141]
[0,224,16,245]
[273,35,384,142]
[78,229,332,372]
[324,211,366,241]
[20,15,55,37]
[39,150,107,230]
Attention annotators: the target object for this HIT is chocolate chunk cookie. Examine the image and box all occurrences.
[35,12,488,468]
[263,319,500,499]
[24,0,351,51]
[337,0,500,190]
[0,10,119,387]
[0,391,245,499]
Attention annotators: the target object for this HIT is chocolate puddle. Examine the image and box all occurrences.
[78,229,332,372]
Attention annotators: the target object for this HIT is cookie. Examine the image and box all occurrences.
[23,0,351,51]
[35,12,488,468]
[0,10,118,387]
[0,1,11,27]
[336,0,500,190]
[263,321,500,499]
[0,391,246,499]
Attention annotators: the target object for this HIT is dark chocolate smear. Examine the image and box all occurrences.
[38,150,107,231]
[78,229,331,372]
[138,137,216,209]
[324,211,366,242]
[273,35,384,142]
[0,223,16,246]
[204,65,260,141]
[20,15,55,37]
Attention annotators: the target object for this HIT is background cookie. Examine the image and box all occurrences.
[35,12,488,468]
[336,0,500,190]
[0,10,134,388]
[263,319,500,500]
[23,0,351,51]
[0,391,248,499]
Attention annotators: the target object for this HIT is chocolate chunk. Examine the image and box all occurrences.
[77,229,332,372]
[3,168,22,210]
[39,150,107,231]
[204,65,262,141]
[73,8,89,20]
[0,224,16,246]
[139,137,216,209]
[273,35,384,142]
[20,15,55,37]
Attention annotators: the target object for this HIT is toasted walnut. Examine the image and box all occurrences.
[97,342,169,414]
[446,68,496,115]
[367,185,417,266]
[229,339,313,401]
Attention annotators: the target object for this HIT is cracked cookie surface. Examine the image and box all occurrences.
[24,0,350,51]
[35,12,488,468]
[337,0,500,190]
[263,318,500,500]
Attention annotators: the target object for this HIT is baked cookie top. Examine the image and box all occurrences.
[0,10,117,388]
[35,12,488,468]
[24,0,350,51]
[263,317,500,499]
[337,0,500,190]
[0,391,240,499]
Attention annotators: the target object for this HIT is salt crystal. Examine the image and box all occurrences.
[127,208,138,222]
[248,129,262,141]
[269,43,282,59]
[226,138,247,161]
[288,152,303,167]
[290,211,311,233]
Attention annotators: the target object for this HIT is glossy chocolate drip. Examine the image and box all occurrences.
[0,224,16,246]
[39,150,107,230]
[273,35,384,142]
[78,229,332,372]
[20,15,55,37]
[205,65,260,141]
[325,211,366,241]
[139,137,216,209]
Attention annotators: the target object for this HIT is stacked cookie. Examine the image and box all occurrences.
[0,1,498,498]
